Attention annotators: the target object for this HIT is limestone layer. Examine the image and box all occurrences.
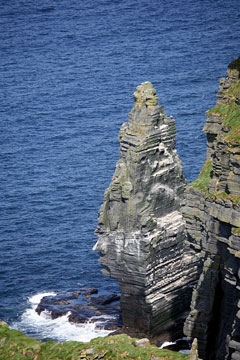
[94,82,197,344]
[182,57,240,360]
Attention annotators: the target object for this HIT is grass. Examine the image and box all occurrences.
[197,70,240,200]
[232,227,240,235]
[0,322,188,360]
[223,106,240,143]
[204,190,240,206]
[207,103,230,117]
[190,160,213,194]
[207,78,240,144]
[215,191,229,201]
[217,191,240,205]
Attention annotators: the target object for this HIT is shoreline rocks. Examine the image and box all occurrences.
[35,288,122,332]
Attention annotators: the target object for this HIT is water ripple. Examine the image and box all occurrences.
[0,0,239,341]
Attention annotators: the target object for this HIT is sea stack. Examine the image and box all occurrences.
[94,82,197,344]
[182,56,240,359]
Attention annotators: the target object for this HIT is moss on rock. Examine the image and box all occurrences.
[207,78,240,144]
[189,160,213,194]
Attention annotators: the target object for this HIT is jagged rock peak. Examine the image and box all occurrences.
[118,81,176,160]
[133,81,159,108]
[94,82,196,345]
[95,81,184,236]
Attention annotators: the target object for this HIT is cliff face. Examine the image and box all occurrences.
[94,82,198,344]
[182,57,240,360]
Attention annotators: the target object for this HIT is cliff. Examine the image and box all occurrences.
[94,82,198,344]
[182,56,240,360]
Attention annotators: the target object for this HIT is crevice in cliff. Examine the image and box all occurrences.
[219,220,232,239]
[206,271,224,360]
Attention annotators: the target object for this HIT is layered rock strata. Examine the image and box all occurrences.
[94,82,198,344]
[182,56,240,360]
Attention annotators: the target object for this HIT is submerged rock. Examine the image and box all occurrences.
[35,289,121,331]
[94,82,198,344]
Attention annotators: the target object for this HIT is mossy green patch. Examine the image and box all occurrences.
[232,227,240,235]
[206,192,216,200]
[207,104,230,117]
[189,160,213,194]
[227,146,240,154]
[207,190,240,206]
[0,324,188,360]
[215,191,229,201]
[229,194,240,205]
[223,106,240,143]
[214,191,240,205]
[207,78,240,144]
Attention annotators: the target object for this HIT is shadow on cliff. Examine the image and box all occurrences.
[187,219,240,360]
[147,239,201,347]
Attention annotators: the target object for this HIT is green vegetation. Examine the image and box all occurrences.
[232,227,240,235]
[190,160,213,194]
[0,322,188,360]
[215,190,229,201]
[224,106,240,143]
[207,103,230,117]
[207,78,240,144]
[195,68,240,200]
[204,190,240,206]
[202,188,240,205]
[215,191,240,205]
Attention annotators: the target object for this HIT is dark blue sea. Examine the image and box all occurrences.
[1,0,240,342]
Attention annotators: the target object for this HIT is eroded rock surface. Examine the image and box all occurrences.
[94,82,197,344]
[182,57,240,360]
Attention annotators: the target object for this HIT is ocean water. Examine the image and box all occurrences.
[0,0,239,342]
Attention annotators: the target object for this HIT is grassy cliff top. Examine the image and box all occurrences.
[190,56,240,195]
[0,322,188,360]
[207,77,240,144]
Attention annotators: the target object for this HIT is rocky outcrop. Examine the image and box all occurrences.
[35,289,121,331]
[189,338,203,360]
[94,82,198,344]
[182,56,240,360]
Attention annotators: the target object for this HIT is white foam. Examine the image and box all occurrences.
[160,338,191,354]
[11,292,114,342]
[160,341,176,349]
[28,292,56,306]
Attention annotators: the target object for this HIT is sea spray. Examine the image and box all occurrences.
[11,293,115,342]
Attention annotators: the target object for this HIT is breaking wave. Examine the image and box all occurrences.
[11,292,115,342]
